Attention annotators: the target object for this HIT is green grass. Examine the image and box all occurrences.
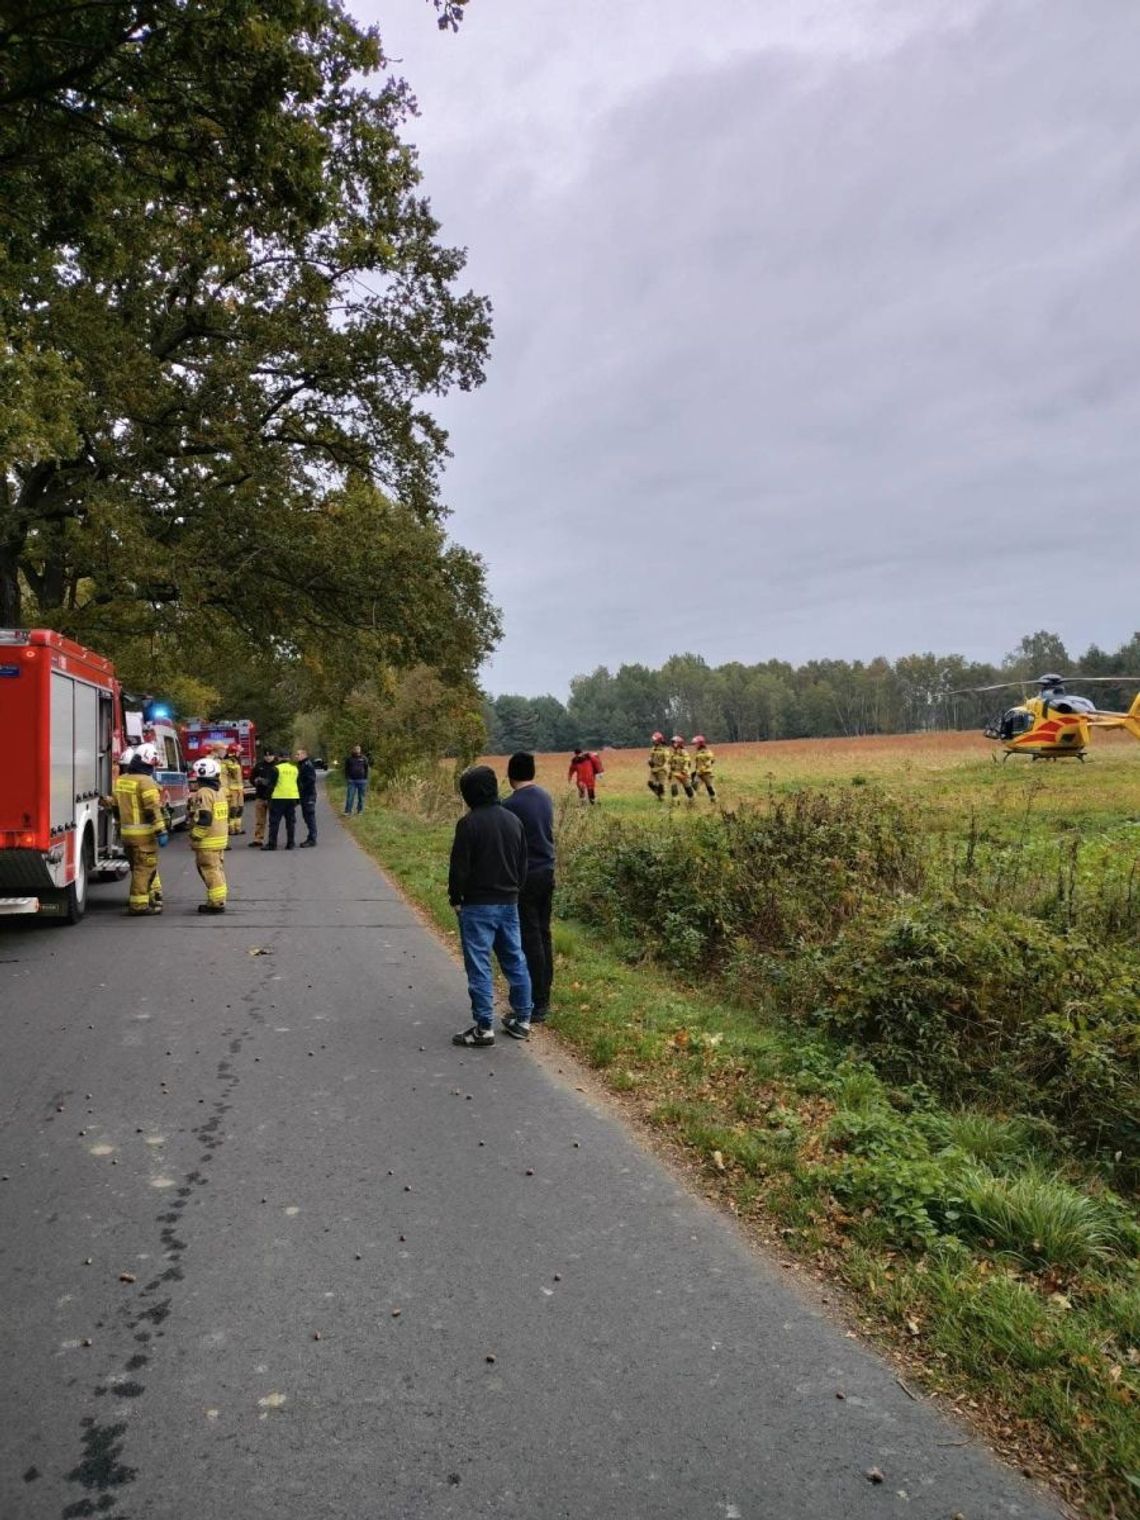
[329,772,1140,1518]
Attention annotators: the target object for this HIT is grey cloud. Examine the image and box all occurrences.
[394,0,1140,692]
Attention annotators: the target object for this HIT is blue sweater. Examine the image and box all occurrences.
[502,784,556,877]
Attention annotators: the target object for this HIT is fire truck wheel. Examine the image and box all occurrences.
[53,830,90,925]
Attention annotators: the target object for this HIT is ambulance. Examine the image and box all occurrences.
[0,629,129,921]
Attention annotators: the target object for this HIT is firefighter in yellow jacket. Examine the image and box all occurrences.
[223,746,245,836]
[668,735,695,804]
[647,731,669,801]
[190,757,230,913]
[107,742,169,915]
[690,735,717,800]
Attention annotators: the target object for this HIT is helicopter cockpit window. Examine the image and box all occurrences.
[999,708,1034,740]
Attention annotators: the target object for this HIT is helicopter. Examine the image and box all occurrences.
[959,673,1140,760]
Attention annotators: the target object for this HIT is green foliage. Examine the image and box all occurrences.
[955,1166,1136,1268]
[560,788,923,970]
[480,631,1140,748]
[816,904,1140,1160]
[0,0,496,696]
[322,664,485,786]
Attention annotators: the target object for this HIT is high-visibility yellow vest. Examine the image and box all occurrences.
[190,784,229,851]
[271,761,300,801]
[114,772,164,839]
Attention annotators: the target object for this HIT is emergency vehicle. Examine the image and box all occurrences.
[0,629,129,922]
[179,718,257,793]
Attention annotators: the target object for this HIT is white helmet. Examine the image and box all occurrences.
[136,742,159,767]
[119,746,136,767]
[194,757,221,780]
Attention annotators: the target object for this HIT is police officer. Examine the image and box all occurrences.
[691,736,717,800]
[668,735,695,804]
[223,746,245,837]
[647,731,669,801]
[107,742,169,915]
[264,750,300,850]
[190,757,229,913]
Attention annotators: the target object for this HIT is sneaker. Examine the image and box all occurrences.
[452,1024,495,1048]
[198,903,226,915]
[285,843,296,850]
[503,1017,531,1041]
[531,1008,549,1025]
[262,845,277,851]
[299,839,316,848]
[248,841,262,848]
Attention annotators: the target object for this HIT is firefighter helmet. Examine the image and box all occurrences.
[672,735,685,747]
[651,731,665,744]
[692,735,707,748]
[135,742,159,767]
[194,757,221,780]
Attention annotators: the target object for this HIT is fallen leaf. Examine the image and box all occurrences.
[711,1150,726,1172]
[118,1272,136,1284]
[248,947,273,957]
[865,1467,885,1484]
[257,1392,286,1409]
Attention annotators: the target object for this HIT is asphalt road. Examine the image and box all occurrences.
[0,788,1061,1520]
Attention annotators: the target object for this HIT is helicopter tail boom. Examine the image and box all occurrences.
[1088,691,1140,740]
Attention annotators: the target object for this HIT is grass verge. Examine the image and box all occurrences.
[332,778,1139,1518]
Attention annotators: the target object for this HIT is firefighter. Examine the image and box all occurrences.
[647,731,669,801]
[107,742,169,915]
[223,746,245,837]
[691,735,717,800]
[568,746,604,804]
[668,735,694,803]
[190,757,230,913]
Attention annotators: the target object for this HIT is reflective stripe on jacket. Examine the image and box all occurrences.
[190,784,229,850]
[114,773,164,838]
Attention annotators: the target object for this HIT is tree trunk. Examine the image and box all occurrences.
[0,551,22,627]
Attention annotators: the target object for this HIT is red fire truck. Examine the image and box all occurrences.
[0,629,129,922]
[179,718,258,793]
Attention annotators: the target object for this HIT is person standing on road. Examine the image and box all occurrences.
[343,745,370,814]
[297,748,318,847]
[503,751,555,1025]
[106,742,169,915]
[448,765,533,1048]
[248,746,275,847]
[264,750,300,850]
[223,746,246,838]
[189,757,229,913]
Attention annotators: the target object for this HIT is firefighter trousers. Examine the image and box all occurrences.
[693,773,716,798]
[228,792,245,835]
[194,849,227,906]
[125,843,162,914]
[647,771,667,800]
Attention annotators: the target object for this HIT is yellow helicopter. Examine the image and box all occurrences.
[964,674,1140,760]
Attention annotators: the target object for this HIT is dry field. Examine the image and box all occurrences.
[479,729,1140,836]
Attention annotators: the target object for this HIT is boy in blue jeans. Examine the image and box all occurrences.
[449,765,533,1047]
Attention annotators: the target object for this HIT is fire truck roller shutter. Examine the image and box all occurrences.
[51,672,74,831]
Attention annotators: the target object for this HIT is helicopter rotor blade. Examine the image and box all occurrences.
[1054,674,1140,683]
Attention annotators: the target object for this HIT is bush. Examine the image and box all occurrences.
[813,904,1140,1161]
[559,788,924,971]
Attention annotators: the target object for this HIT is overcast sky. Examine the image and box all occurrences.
[364,0,1139,697]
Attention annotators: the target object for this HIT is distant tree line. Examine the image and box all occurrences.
[482,631,1140,752]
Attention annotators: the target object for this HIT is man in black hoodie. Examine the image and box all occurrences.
[448,765,533,1047]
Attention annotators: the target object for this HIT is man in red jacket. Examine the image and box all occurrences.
[568,746,604,804]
